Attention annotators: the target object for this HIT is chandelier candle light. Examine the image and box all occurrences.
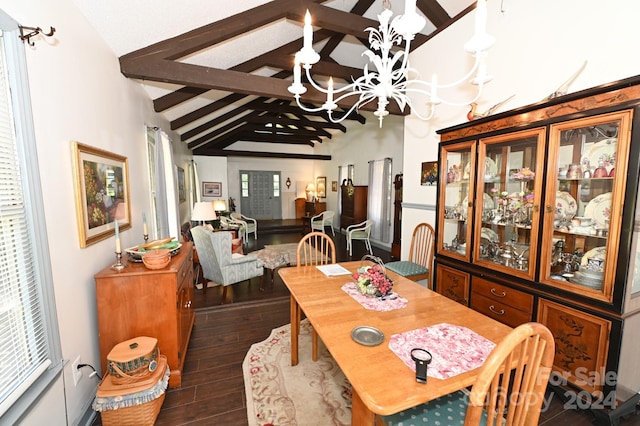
[288,0,495,126]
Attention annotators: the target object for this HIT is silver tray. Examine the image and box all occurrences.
[351,326,384,346]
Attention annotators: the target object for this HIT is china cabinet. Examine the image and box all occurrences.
[435,76,640,418]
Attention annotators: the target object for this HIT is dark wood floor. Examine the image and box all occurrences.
[93,221,640,425]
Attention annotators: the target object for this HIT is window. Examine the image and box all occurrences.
[0,16,62,422]
[273,174,280,197]
[241,173,249,197]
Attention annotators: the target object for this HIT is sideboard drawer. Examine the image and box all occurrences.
[472,277,533,313]
[471,293,532,328]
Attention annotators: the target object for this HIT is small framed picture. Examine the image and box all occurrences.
[332,181,338,192]
[202,181,222,197]
[421,161,438,185]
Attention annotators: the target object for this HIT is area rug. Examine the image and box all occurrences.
[243,319,352,426]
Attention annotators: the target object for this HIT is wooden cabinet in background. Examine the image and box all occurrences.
[94,242,195,388]
[305,201,326,217]
[340,182,367,230]
[295,197,306,218]
[391,173,403,259]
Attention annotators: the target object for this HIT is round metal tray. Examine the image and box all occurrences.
[351,326,384,346]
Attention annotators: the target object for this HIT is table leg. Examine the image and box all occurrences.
[290,294,300,366]
[351,389,375,425]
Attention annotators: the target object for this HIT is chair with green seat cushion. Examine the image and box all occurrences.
[383,389,483,425]
[379,322,556,426]
[310,210,336,235]
[346,219,374,256]
[386,223,434,288]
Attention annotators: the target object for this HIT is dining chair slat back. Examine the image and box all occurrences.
[379,322,555,426]
[295,231,336,362]
[385,223,435,288]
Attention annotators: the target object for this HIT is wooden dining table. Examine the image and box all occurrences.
[278,261,512,425]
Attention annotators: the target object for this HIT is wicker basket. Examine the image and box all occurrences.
[94,355,168,426]
[99,392,165,426]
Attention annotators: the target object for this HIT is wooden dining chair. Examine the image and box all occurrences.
[296,232,336,361]
[378,322,555,426]
[385,222,435,288]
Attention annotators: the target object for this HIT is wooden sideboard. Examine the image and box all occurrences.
[94,242,195,388]
[305,201,326,217]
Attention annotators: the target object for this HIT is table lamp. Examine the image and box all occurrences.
[192,201,217,226]
[213,199,227,215]
[305,183,315,202]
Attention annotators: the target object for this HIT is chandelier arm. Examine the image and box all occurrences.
[293,95,327,113]
[403,84,485,108]
[405,53,483,92]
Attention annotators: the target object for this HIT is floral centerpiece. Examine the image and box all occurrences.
[353,264,393,297]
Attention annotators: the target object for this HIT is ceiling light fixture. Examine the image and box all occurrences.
[288,0,495,127]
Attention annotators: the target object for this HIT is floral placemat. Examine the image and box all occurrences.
[388,323,496,379]
[341,283,408,311]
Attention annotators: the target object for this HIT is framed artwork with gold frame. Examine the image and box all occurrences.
[316,176,327,198]
[72,142,131,247]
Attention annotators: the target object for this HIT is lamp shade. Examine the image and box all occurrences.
[212,199,227,212]
[191,202,217,222]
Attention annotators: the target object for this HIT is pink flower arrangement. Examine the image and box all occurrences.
[353,264,393,297]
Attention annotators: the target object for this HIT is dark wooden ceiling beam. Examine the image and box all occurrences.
[180,97,274,141]
[246,115,332,138]
[418,0,451,28]
[192,148,331,161]
[122,59,406,115]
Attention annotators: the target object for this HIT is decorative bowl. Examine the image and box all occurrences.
[142,249,171,270]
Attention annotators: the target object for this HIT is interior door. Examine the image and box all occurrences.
[239,170,282,219]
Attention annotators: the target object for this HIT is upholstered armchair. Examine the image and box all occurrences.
[191,225,263,303]
[230,212,257,241]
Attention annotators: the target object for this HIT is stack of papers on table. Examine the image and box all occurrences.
[316,264,352,276]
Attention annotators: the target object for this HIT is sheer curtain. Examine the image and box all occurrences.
[153,128,180,239]
[368,158,393,242]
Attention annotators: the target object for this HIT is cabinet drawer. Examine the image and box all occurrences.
[176,252,192,287]
[471,293,532,328]
[472,277,533,313]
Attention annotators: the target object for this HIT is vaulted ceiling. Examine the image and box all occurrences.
[75,0,477,159]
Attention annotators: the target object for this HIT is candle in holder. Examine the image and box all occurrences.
[114,219,121,253]
[143,212,148,236]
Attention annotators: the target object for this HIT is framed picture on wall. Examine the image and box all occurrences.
[177,166,186,203]
[72,142,131,248]
[332,180,338,192]
[316,176,327,198]
[421,161,438,186]
[202,181,222,197]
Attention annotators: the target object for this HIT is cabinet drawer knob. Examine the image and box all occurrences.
[490,288,506,298]
[489,305,505,315]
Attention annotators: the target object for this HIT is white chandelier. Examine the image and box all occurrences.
[287,0,495,127]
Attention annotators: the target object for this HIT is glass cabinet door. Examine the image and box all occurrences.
[540,111,632,302]
[474,128,546,280]
[437,141,476,261]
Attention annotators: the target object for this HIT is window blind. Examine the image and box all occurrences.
[0,27,59,420]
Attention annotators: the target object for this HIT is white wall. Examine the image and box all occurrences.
[401,0,640,258]
[3,1,187,424]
